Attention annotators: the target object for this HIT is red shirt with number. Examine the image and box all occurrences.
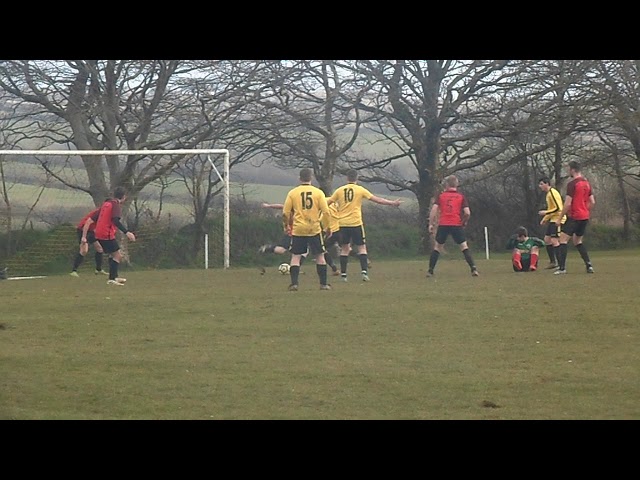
[566,177,592,221]
[94,199,122,240]
[435,188,468,226]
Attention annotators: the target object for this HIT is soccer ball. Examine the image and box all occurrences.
[278,263,290,275]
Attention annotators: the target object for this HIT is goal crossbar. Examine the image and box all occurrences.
[0,148,231,269]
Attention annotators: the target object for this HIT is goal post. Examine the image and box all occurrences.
[0,148,231,270]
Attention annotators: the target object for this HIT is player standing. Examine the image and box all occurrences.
[282,168,332,291]
[554,161,595,275]
[537,177,565,269]
[427,175,479,277]
[328,169,402,282]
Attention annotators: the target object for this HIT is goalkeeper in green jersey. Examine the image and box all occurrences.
[505,226,546,272]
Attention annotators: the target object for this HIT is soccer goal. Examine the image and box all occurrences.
[0,149,230,269]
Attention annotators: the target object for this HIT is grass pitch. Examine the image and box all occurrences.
[1,249,639,420]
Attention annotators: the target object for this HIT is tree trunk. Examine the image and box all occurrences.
[416,166,436,255]
[612,153,631,240]
[553,140,563,188]
[192,211,207,261]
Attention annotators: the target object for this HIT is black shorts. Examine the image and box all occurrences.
[339,225,366,247]
[97,239,120,254]
[77,229,97,244]
[324,229,340,246]
[435,225,466,245]
[276,234,292,250]
[290,234,326,255]
[562,218,589,237]
[513,256,534,272]
[544,223,561,238]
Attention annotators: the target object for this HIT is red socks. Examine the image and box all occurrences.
[513,251,523,271]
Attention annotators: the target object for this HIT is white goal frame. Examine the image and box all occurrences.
[0,149,231,269]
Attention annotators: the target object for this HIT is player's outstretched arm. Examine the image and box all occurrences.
[370,195,403,207]
[261,202,284,209]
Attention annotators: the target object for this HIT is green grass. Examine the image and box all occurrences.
[1,249,639,420]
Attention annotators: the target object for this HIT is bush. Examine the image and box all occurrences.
[584,224,640,250]
[3,213,639,272]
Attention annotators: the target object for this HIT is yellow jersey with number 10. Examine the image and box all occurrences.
[329,183,373,227]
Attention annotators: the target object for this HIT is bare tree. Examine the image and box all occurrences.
[335,60,591,253]
[243,60,375,195]
[0,60,264,206]
[580,60,640,238]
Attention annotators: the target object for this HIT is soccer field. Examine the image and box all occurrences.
[1,250,639,420]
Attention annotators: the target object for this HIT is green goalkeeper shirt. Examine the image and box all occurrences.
[505,236,545,259]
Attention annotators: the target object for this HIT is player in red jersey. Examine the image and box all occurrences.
[554,161,595,275]
[427,175,479,277]
[92,186,136,285]
[69,207,108,277]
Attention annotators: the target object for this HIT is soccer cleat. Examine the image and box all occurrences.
[554,269,567,275]
[426,270,434,278]
[471,268,480,277]
[288,284,298,291]
[258,244,267,254]
[586,265,595,274]
[115,277,127,283]
[513,261,523,271]
[361,272,370,282]
[95,269,109,275]
[332,269,340,276]
[69,271,80,277]
[341,275,348,283]
[107,279,125,286]
[545,263,559,270]
[320,284,332,290]
[530,264,537,272]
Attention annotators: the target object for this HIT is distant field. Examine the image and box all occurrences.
[1,250,638,420]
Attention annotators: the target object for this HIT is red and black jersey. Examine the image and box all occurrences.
[76,208,100,232]
[94,199,122,240]
[566,177,592,221]
[435,188,469,226]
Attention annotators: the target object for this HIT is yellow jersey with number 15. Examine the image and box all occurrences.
[282,184,330,236]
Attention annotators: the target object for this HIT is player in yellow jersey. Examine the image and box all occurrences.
[282,168,332,291]
[321,202,342,276]
[328,169,402,282]
[537,177,566,269]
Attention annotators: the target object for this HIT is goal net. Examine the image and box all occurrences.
[0,149,230,277]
